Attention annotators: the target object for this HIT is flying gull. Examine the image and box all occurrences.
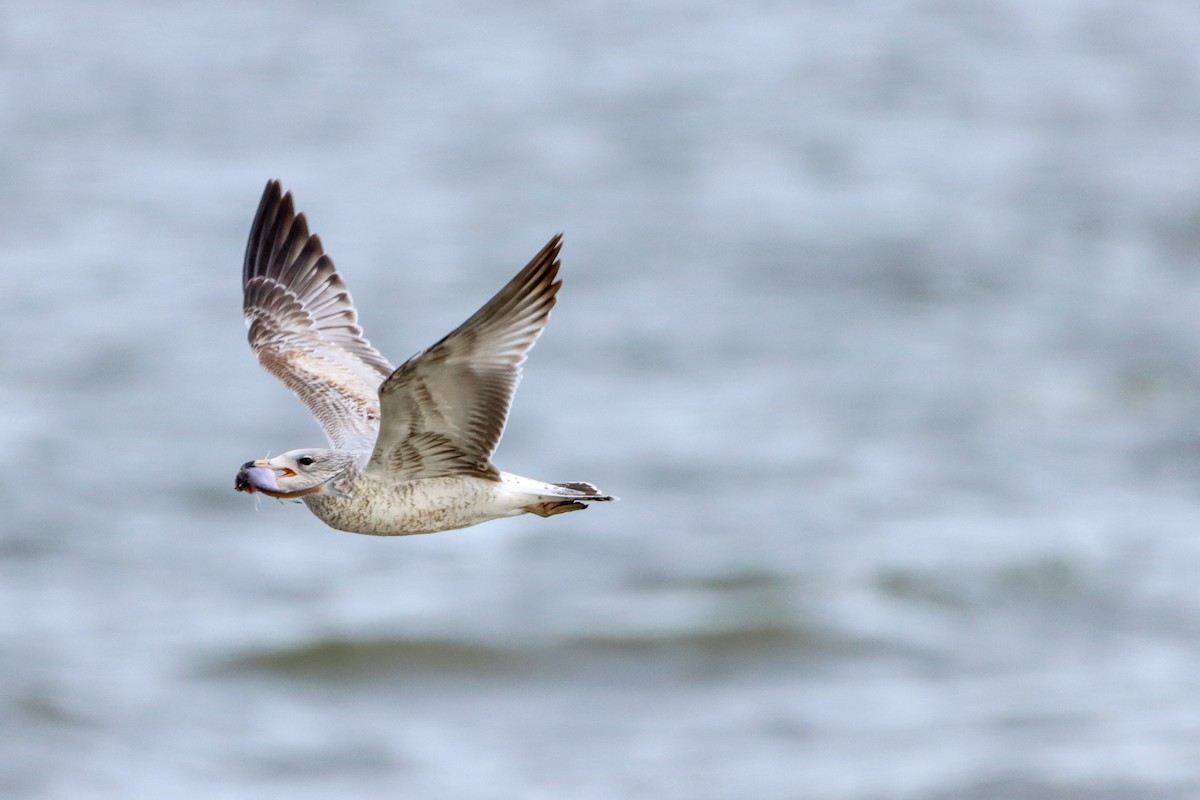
[234,180,613,535]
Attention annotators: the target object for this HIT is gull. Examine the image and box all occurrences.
[234,180,613,535]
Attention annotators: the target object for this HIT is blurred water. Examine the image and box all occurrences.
[3,1,1200,798]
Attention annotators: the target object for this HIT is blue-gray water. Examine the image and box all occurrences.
[3,2,1200,798]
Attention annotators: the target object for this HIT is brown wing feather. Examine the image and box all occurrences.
[243,181,394,449]
[366,234,563,481]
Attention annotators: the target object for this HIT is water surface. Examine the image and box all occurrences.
[3,2,1200,798]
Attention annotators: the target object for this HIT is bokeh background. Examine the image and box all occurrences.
[3,1,1200,798]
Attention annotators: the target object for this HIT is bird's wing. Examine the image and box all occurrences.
[243,180,394,450]
[365,235,563,482]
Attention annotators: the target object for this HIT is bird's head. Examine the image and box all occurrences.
[234,449,355,499]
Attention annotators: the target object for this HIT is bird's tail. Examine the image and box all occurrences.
[525,480,616,517]
[553,481,614,499]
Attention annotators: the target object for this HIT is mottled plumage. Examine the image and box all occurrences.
[234,180,613,535]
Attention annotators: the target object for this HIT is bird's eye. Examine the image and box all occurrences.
[297,456,315,466]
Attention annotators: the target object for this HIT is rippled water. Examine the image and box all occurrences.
[4,1,1200,798]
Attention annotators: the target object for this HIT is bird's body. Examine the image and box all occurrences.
[233,181,613,536]
[302,472,595,536]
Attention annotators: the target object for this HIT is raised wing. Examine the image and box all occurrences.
[366,235,563,481]
[243,180,394,449]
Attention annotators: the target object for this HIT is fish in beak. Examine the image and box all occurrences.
[235,459,293,495]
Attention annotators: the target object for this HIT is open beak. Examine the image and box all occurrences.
[234,459,296,496]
